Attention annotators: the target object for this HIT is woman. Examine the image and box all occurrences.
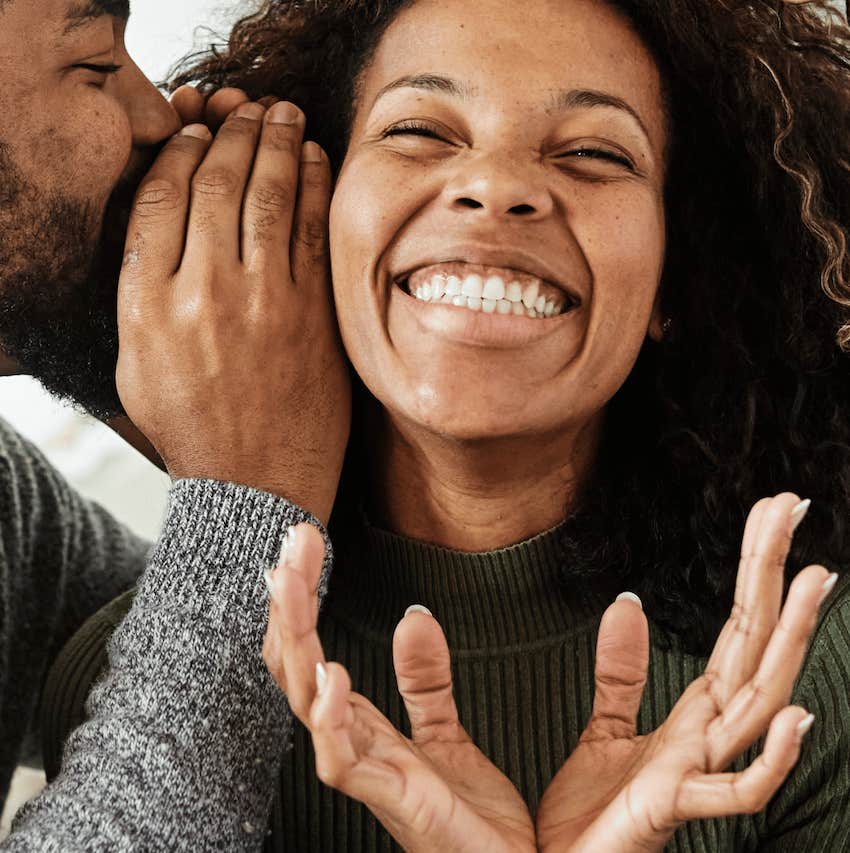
[44,0,850,849]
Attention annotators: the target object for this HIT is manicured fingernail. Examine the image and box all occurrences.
[300,141,322,162]
[279,528,295,568]
[796,712,815,739]
[315,662,327,695]
[180,123,211,140]
[616,592,643,610]
[262,569,279,602]
[268,101,301,124]
[233,102,264,120]
[789,499,812,535]
[404,604,433,618]
[819,572,839,607]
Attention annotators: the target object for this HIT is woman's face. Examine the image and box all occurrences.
[330,0,668,441]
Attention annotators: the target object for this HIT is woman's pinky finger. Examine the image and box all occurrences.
[676,705,813,820]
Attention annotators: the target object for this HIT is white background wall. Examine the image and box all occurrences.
[0,0,248,834]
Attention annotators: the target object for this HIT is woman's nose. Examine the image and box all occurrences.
[121,63,182,148]
[443,153,554,220]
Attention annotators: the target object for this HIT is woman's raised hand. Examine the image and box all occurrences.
[536,492,835,852]
[263,524,536,853]
[116,101,350,522]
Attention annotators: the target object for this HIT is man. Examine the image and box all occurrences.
[0,0,348,848]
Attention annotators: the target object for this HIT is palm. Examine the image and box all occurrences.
[538,494,830,852]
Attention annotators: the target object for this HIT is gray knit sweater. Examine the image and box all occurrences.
[0,416,325,851]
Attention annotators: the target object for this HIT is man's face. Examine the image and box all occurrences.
[0,0,179,417]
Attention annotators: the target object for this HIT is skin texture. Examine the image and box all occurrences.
[330,0,668,551]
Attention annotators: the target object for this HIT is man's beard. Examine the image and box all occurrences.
[0,143,139,419]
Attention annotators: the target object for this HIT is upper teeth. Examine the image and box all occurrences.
[409,273,567,318]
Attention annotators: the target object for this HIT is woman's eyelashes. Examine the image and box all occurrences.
[380,121,636,172]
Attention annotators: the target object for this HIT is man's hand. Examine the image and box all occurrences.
[116,103,350,522]
[263,524,536,853]
[537,493,833,852]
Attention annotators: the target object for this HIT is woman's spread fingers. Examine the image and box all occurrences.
[204,87,251,130]
[392,608,461,742]
[241,102,306,276]
[705,494,802,706]
[182,102,266,269]
[676,706,811,821]
[119,126,213,310]
[170,84,206,126]
[709,564,831,768]
[586,595,649,739]
[290,141,332,287]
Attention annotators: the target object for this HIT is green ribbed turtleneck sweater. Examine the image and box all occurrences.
[44,520,850,852]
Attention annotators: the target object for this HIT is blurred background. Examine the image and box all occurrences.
[0,0,246,835]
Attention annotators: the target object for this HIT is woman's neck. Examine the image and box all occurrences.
[366,411,602,552]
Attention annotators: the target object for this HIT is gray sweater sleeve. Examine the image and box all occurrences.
[4,477,329,852]
[0,418,149,798]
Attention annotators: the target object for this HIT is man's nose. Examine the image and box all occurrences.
[121,62,181,148]
[442,152,554,220]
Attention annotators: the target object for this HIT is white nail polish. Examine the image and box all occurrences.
[262,569,277,601]
[315,661,327,695]
[819,572,839,607]
[616,592,643,610]
[789,499,812,535]
[279,528,294,568]
[796,712,815,738]
[404,604,433,618]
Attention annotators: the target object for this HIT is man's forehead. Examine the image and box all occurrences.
[63,0,130,33]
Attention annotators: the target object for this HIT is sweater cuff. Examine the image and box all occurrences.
[138,477,333,610]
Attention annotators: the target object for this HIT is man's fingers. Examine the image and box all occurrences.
[205,87,251,130]
[170,84,206,126]
[291,141,332,287]
[119,125,213,308]
[241,101,306,276]
[705,494,803,706]
[392,608,462,742]
[676,706,810,821]
[586,595,649,739]
[709,564,831,768]
[182,102,266,270]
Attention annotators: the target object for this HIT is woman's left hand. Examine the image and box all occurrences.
[536,493,835,852]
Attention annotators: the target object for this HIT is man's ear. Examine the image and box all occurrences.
[647,291,666,343]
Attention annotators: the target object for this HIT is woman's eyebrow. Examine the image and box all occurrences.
[370,77,651,140]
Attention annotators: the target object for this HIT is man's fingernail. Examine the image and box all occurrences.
[789,499,812,535]
[279,528,295,568]
[404,604,433,618]
[180,123,211,140]
[268,101,301,124]
[316,662,328,695]
[819,572,839,607]
[233,102,265,120]
[300,141,323,162]
[616,592,643,610]
[796,712,815,739]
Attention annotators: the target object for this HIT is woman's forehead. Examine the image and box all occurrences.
[353,0,667,146]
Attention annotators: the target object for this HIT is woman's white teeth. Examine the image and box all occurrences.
[411,273,567,319]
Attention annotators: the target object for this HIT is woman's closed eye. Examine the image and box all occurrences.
[561,146,636,171]
[381,120,451,142]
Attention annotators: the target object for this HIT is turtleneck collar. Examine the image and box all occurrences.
[327,512,611,651]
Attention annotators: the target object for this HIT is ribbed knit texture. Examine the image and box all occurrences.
[47,514,850,851]
[0,417,148,809]
[7,475,331,852]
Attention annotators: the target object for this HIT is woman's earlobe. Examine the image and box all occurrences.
[648,312,670,343]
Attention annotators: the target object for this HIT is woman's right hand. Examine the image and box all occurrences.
[263,524,536,853]
[116,101,350,522]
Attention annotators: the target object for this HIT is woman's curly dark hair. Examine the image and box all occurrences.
[173,0,850,655]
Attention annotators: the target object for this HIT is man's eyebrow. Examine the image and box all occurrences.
[550,89,650,140]
[372,74,475,108]
[63,0,130,35]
